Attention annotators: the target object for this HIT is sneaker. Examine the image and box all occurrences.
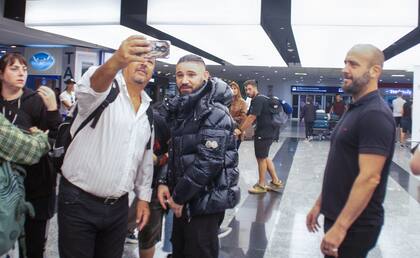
[218,227,232,238]
[248,183,267,194]
[125,232,138,244]
[266,180,284,192]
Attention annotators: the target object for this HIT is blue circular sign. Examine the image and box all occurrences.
[30,52,55,71]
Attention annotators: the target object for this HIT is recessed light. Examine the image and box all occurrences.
[0,50,6,53]
[163,64,169,67]
[255,72,259,75]
[287,48,294,52]
[222,68,226,72]
[10,45,16,48]
[157,71,162,74]
[380,79,383,82]
[320,76,324,78]
[267,78,270,81]
[394,81,398,83]
[391,74,405,77]
[280,27,285,30]
[295,72,307,76]
[262,75,265,78]
[274,70,278,73]
[282,78,286,80]
[239,74,242,77]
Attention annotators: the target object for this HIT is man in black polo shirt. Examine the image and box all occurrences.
[236,80,283,194]
[306,44,395,258]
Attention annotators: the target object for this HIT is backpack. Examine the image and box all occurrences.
[263,95,289,128]
[280,100,293,115]
[0,161,34,256]
[49,80,154,173]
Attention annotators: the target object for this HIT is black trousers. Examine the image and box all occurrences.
[324,218,382,258]
[172,211,224,258]
[57,178,128,258]
[305,121,314,138]
[23,218,47,258]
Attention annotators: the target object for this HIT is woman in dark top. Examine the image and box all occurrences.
[0,53,61,258]
[400,100,412,147]
[300,96,316,140]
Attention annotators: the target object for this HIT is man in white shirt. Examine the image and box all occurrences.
[58,35,155,258]
[59,78,76,116]
[392,92,406,143]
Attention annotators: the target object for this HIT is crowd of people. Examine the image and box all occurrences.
[0,37,419,258]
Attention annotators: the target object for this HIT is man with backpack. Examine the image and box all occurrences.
[58,35,155,258]
[235,80,283,194]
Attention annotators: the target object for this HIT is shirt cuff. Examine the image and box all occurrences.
[134,186,152,202]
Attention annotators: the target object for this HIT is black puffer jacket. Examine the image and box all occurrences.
[160,78,240,217]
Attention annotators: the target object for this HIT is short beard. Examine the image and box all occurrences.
[343,71,370,95]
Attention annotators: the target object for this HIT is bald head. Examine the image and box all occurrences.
[348,44,385,68]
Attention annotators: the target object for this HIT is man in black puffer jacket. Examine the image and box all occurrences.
[157,55,240,258]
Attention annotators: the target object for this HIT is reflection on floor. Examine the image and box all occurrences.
[43,122,420,258]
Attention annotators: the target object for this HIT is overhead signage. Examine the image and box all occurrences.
[30,52,55,71]
[291,86,344,94]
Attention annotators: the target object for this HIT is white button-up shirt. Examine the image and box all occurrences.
[61,66,153,201]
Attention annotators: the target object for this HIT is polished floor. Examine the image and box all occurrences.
[44,123,420,258]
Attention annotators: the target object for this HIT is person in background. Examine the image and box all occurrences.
[392,92,406,144]
[329,94,346,119]
[0,53,61,258]
[300,96,316,141]
[229,81,247,148]
[236,80,283,194]
[400,99,412,147]
[59,78,76,117]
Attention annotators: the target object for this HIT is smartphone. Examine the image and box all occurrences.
[146,40,170,59]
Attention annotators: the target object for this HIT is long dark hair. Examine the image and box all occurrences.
[0,53,28,89]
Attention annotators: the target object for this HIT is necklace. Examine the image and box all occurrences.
[1,97,21,124]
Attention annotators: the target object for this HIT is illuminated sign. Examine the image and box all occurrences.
[30,52,55,71]
[291,86,343,94]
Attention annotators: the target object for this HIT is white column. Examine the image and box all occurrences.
[412,65,420,148]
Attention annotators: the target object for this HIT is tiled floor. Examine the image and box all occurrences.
[44,123,420,257]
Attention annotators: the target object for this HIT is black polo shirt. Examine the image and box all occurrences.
[248,94,276,139]
[321,90,395,227]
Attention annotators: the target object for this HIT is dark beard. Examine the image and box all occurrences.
[343,71,370,95]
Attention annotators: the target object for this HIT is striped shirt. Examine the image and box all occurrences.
[61,67,153,201]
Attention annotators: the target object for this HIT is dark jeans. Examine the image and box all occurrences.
[57,177,128,258]
[305,121,314,138]
[324,218,381,258]
[172,211,224,258]
[23,218,48,258]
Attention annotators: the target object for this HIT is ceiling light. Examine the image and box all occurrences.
[146,0,287,66]
[295,72,307,76]
[10,45,16,48]
[262,75,265,77]
[391,74,405,77]
[282,78,286,80]
[0,50,6,53]
[394,81,398,83]
[267,78,270,80]
[274,70,278,73]
[255,72,259,75]
[280,27,285,30]
[163,64,169,67]
[320,76,324,78]
[288,48,294,52]
[292,0,417,68]
[24,0,219,65]
[157,71,162,74]
[222,68,226,72]
[239,74,242,77]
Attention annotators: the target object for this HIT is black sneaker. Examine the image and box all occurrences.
[125,232,138,244]
[218,227,232,238]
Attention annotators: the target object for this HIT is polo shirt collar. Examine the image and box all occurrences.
[349,90,379,109]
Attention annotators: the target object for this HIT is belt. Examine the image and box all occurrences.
[61,177,128,205]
